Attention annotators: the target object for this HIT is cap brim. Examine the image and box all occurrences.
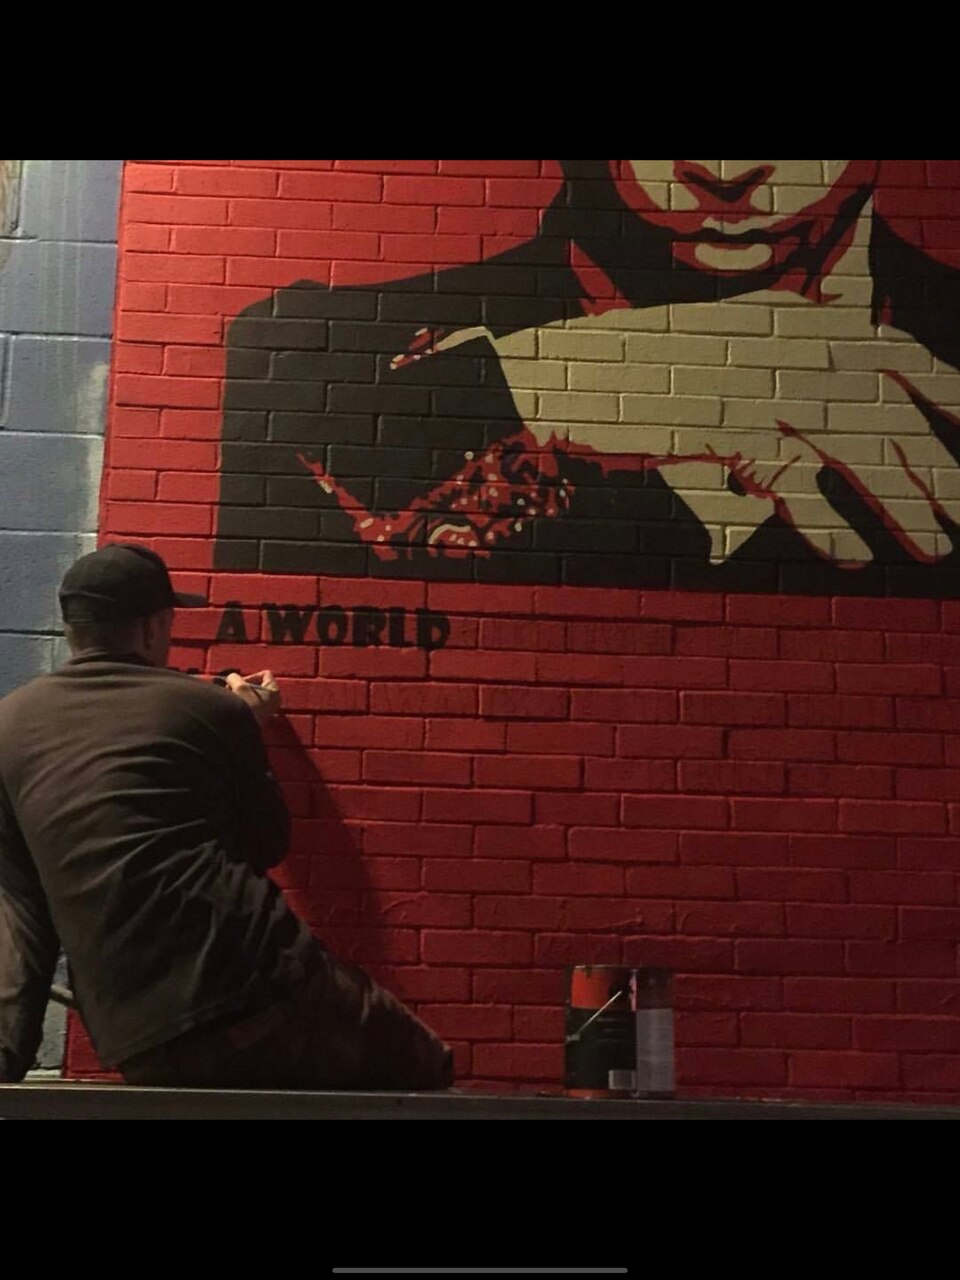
[174,591,207,608]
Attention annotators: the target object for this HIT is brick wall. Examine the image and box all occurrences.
[1,159,121,1070]
[0,160,121,693]
[70,160,960,1102]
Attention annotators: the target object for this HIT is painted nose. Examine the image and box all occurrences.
[676,160,773,205]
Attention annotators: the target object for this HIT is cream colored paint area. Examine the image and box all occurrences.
[437,205,960,567]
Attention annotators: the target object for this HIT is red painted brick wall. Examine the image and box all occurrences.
[66,161,960,1103]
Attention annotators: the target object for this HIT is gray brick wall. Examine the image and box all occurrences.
[0,160,119,695]
[0,159,122,1070]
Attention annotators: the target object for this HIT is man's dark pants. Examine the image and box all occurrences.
[118,955,453,1090]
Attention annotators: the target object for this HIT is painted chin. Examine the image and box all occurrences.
[626,203,804,267]
[690,240,774,271]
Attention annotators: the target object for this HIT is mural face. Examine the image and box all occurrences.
[215,159,960,594]
[613,160,878,272]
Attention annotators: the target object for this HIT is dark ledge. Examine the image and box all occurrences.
[1,1081,958,1120]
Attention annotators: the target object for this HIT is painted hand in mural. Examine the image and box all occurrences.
[298,430,572,558]
[651,389,959,567]
[296,353,960,568]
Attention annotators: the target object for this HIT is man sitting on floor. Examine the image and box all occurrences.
[0,543,451,1090]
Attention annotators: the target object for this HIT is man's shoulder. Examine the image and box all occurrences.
[0,672,58,721]
[0,674,63,766]
[147,667,246,716]
[0,661,239,717]
[114,666,256,743]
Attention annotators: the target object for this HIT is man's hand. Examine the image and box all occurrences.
[224,670,281,726]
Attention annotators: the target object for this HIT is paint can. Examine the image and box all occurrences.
[564,965,674,1099]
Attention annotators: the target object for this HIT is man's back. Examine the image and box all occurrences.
[0,653,319,1070]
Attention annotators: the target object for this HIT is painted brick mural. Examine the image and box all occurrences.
[72,160,960,1102]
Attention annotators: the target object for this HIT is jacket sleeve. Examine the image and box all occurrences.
[225,701,291,875]
[0,789,59,1083]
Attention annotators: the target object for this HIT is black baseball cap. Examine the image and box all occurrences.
[59,543,207,624]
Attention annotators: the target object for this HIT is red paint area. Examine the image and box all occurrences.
[74,160,960,1105]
